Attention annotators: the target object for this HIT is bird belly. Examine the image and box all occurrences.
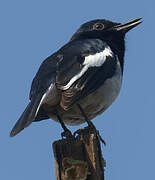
[49,61,122,125]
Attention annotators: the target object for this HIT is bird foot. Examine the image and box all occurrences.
[74,128,84,137]
[96,130,106,146]
[87,122,106,145]
[74,126,106,145]
[61,129,74,139]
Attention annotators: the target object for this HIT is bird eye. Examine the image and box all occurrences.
[93,23,104,30]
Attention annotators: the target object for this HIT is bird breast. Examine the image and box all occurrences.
[46,59,122,125]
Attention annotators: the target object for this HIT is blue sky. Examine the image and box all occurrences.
[1,0,154,179]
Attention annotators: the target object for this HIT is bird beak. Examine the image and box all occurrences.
[113,17,143,33]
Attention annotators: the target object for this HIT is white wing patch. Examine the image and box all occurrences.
[61,66,88,90]
[35,83,54,117]
[83,46,113,67]
[62,45,113,90]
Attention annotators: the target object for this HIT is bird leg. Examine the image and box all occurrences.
[76,104,106,145]
[57,114,73,139]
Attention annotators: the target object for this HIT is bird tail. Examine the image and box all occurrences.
[10,95,42,137]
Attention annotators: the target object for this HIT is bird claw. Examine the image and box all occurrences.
[61,129,74,139]
[74,126,106,146]
[89,126,106,146]
[73,128,86,137]
[97,131,106,146]
[87,123,106,145]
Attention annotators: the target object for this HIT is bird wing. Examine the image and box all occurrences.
[10,94,43,137]
[29,53,59,100]
[10,53,61,137]
[10,39,117,136]
[56,39,117,110]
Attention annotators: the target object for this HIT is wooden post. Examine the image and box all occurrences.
[52,127,105,180]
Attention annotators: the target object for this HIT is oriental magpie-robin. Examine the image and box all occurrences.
[10,18,142,139]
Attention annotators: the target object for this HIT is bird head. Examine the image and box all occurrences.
[70,18,142,42]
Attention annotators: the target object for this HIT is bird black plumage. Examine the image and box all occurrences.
[10,18,142,138]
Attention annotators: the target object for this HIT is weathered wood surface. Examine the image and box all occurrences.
[53,128,105,180]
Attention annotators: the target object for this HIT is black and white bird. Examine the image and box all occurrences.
[10,18,142,138]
